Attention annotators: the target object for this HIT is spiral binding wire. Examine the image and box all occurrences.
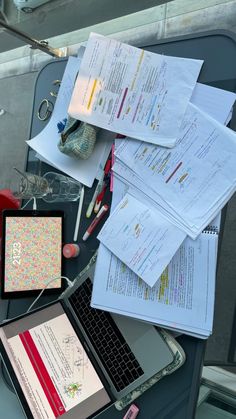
[202,225,219,234]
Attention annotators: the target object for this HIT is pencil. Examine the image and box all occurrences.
[73,186,85,242]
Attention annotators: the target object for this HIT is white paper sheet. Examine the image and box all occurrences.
[27,56,115,187]
[98,193,186,287]
[115,103,236,237]
[35,137,111,182]
[68,32,203,148]
[112,169,222,235]
[92,230,217,338]
[113,84,234,236]
[113,159,190,232]
[190,83,236,124]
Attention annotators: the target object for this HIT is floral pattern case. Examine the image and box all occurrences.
[1,210,63,298]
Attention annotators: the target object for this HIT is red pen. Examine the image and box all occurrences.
[104,157,111,175]
[110,143,115,192]
[82,204,109,241]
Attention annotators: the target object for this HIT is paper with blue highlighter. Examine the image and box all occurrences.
[98,193,186,287]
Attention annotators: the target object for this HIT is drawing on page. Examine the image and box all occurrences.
[62,335,89,375]
[64,382,82,399]
[74,346,89,370]
[177,166,196,191]
[63,335,76,344]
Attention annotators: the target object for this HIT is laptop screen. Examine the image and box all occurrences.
[0,302,112,419]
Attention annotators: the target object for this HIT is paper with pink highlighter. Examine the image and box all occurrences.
[68,32,203,148]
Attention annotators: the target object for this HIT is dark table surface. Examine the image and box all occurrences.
[4,30,236,419]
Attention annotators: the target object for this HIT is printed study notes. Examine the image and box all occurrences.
[92,231,218,339]
[89,58,235,337]
[92,175,219,339]
[92,77,236,337]
[98,193,186,287]
[68,32,203,148]
[114,103,236,238]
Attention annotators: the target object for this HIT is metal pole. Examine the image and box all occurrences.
[0,19,63,58]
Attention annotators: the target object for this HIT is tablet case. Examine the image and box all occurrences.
[115,329,186,410]
[1,209,64,299]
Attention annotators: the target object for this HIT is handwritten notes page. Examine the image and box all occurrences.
[27,56,115,187]
[92,230,217,339]
[115,103,236,237]
[98,193,186,287]
[68,32,203,147]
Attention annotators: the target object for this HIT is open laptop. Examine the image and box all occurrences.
[0,263,174,419]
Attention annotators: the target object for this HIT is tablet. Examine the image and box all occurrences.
[1,210,64,299]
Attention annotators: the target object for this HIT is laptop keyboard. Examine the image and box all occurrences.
[69,278,144,392]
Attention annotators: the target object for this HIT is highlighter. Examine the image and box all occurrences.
[123,404,139,419]
[83,204,109,241]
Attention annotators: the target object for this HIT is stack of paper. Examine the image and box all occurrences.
[27,32,235,339]
[113,101,236,238]
[88,36,236,338]
[92,81,236,338]
[92,169,221,338]
[92,87,235,338]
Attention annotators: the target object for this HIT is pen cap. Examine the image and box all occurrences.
[63,243,80,258]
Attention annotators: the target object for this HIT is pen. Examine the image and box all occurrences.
[83,204,109,241]
[73,186,85,241]
[86,173,104,218]
[110,143,115,192]
[104,157,112,175]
